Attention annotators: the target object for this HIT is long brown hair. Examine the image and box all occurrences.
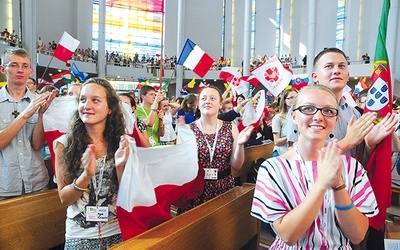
[61,78,126,185]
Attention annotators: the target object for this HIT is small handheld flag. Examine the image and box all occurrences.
[177,39,214,78]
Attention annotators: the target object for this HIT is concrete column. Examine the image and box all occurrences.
[175,0,185,94]
[306,0,317,80]
[97,0,106,78]
[21,0,37,78]
[242,0,251,76]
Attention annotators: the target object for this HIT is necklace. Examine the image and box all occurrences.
[12,101,19,118]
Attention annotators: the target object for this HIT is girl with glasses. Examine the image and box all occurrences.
[251,85,378,249]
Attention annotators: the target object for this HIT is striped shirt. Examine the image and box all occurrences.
[251,156,378,249]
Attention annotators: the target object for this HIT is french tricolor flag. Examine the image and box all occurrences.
[177,39,214,78]
[53,31,80,63]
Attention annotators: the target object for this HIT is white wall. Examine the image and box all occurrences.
[36,0,78,44]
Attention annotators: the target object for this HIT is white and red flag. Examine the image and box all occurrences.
[43,96,77,175]
[116,126,203,240]
[53,32,80,63]
[219,67,250,95]
[251,55,292,96]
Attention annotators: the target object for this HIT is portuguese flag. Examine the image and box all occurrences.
[363,0,392,232]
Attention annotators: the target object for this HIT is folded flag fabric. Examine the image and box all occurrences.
[70,62,88,82]
[53,31,80,63]
[117,126,203,240]
[235,77,250,95]
[43,96,77,175]
[341,85,357,108]
[196,82,209,93]
[162,81,169,91]
[354,76,368,95]
[50,70,74,84]
[251,55,292,96]
[219,67,248,95]
[177,39,214,78]
[219,67,241,82]
[290,73,309,90]
[188,76,196,88]
[243,75,260,88]
[238,89,265,132]
[37,78,54,88]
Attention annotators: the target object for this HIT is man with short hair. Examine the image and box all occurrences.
[136,85,164,146]
[0,48,57,199]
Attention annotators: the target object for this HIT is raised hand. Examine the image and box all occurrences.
[21,91,55,118]
[338,112,376,152]
[317,140,343,189]
[365,112,398,150]
[38,89,58,115]
[115,135,131,170]
[81,144,97,178]
[237,125,254,145]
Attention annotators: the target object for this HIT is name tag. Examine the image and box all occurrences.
[86,206,109,222]
[204,168,218,180]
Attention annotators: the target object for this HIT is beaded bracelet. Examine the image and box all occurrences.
[335,202,354,211]
[333,183,346,192]
[70,178,90,193]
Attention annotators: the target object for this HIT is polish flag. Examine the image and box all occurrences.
[117,126,204,240]
[53,32,80,63]
[177,39,214,78]
[43,96,78,174]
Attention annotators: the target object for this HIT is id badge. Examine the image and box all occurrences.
[204,168,218,180]
[149,136,156,146]
[86,206,109,222]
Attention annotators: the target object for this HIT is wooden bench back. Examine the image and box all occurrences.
[111,184,259,250]
[0,189,66,250]
[232,142,274,179]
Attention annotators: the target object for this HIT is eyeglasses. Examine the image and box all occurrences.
[293,105,339,117]
[5,62,31,70]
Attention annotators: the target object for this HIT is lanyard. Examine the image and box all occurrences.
[294,143,330,248]
[293,143,313,184]
[198,120,220,166]
[91,156,106,203]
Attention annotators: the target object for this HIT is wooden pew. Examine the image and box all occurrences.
[232,142,274,184]
[0,189,66,250]
[111,183,259,250]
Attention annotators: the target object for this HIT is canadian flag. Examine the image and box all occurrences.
[53,32,80,63]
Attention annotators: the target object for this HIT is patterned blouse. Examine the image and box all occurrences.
[251,155,378,249]
[178,120,235,213]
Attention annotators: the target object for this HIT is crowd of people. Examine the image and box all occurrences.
[0,28,22,47]
[34,36,311,72]
[1,45,400,249]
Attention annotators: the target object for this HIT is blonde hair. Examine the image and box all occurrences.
[292,85,339,111]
